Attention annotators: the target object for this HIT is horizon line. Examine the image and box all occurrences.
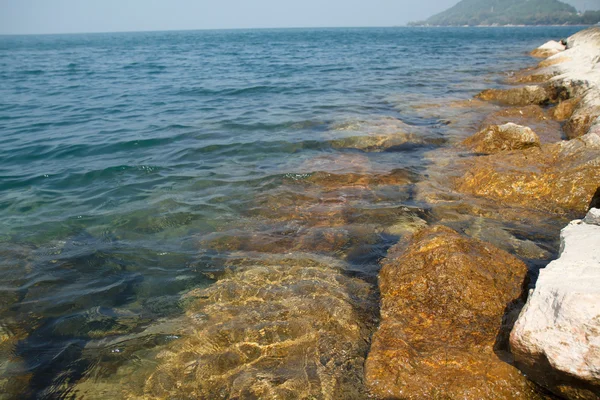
[0,23,593,37]
[0,25,406,37]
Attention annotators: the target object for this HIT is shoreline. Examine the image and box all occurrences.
[367,26,600,399]
[2,27,598,399]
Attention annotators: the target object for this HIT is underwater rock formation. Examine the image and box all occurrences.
[84,254,377,400]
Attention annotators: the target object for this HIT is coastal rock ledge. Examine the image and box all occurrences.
[510,208,600,400]
[365,226,540,399]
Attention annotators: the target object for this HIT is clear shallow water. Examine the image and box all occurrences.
[0,26,585,397]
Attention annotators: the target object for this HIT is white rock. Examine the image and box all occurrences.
[585,208,600,225]
[510,208,600,398]
[538,40,566,52]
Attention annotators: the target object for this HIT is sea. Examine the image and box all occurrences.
[0,26,585,398]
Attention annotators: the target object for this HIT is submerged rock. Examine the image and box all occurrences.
[365,226,538,399]
[463,123,540,154]
[110,254,376,399]
[530,40,566,58]
[330,133,444,152]
[510,208,600,399]
[456,132,600,215]
[0,321,31,400]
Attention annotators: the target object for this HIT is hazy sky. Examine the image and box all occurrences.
[0,0,597,35]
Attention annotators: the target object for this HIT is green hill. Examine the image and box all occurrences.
[410,0,600,26]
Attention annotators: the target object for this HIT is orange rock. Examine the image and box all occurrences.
[365,226,539,399]
[455,133,600,215]
[476,85,553,106]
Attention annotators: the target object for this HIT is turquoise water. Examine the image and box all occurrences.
[0,26,584,397]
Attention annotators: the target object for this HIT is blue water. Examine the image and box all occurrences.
[0,26,585,397]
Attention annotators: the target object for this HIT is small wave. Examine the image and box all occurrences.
[178,85,285,98]
[20,69,45,76]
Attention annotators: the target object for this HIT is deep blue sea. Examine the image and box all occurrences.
[0,26,585,397]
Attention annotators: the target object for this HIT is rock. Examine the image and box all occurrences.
[538,55,572,68]
[476,85,555,106]
[462,218,552,260]
[456,132,600,215]
[479,105,562,143]
[126,254,375,399]
[480,105,546,127]
[463,123,540,154]
[510,210,600,399]
[541,28,600,139]
[365,226,539,399]
[326,117,445,152]
[584,207,600,225]
[530,40,566,58]
[565,27,600,50]
[549,97,581,121]
[507,70,556,84]
[564,96,600,139]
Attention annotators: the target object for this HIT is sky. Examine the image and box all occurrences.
[0,0,597,35]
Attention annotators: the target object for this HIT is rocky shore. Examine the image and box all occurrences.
[23,28,599,400]
[367,27,600,399]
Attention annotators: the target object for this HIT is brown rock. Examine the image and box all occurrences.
[549,97,581,121]
[455,132,600,215]
[476,85,553,106]
[506,67,556,84]
[480,105,546,126]
[463,123,541,154]
[365,226,538,399]
[564,103,600,139]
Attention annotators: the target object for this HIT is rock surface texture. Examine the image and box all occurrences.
[456,131,600,215]
[535,29,600,139]
[476,85,554,106]
[83,254,377,400]
[530,40,566,58]
[510,208,600,400]
[463,123,540,154]
[365,226,540,399]
[478,28,600,140]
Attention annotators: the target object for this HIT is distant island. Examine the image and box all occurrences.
[409,0,600,26]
